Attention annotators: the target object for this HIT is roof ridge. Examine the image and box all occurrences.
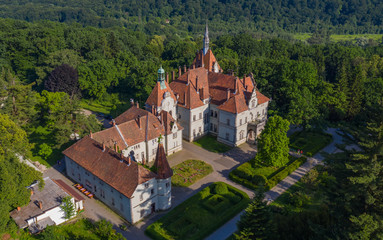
[114,124,129,148]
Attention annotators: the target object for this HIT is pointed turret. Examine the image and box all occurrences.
[203,22,209,55]
[153,143,173,179]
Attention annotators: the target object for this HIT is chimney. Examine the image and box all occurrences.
[231,71,235,76]
[184,92,187,107]
[128,156,131,166]
[17,206,21,211]
[227,89,230,101]
[234,77,238,93]
[136,101,139,108]
[102,142,106,152]
[172,71,175,81]
[120,153,124,163]
[166,72,169,83]
[114,142,118,152]
[137,115,141,129]
[200,87,204,100]
[90,130,93,139]
[186,74,189,85]
[178,66,181,77]
[38,201,43,210]
[184,65,187,73]
[112,119,116,126]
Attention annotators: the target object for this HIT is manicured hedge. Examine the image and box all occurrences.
[267,157,307,189]
[229,157,307,190]
[145,182,250,240]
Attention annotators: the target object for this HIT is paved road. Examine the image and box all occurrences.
[43,140,258,240]
[206,128,344,240]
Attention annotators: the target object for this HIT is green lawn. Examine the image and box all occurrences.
[28,126,75,167]
[80,99,118,115]
[229,156,307,190]
[289,130,333,156]
[172,160,213,187]
[145,182,250,240]
[193,135,232,153]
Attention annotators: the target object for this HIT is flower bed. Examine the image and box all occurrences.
[171,160,213,187]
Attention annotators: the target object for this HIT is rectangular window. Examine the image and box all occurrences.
[78,174,81,181]
[193,115,196,121]
[240,119,242,125]
[199,127,201,133]
[94,185,97,192]
[173,132,177,139]
[111,198,115,206]
[210,110,213,117]
[100,189,105,198]
[141,152,145,161]
[245,117,247,123]
[263,109,265,115]
[227,119,230,126]
[193,129,196,137]
[214,111,217,117]
[226,133,229,140]
[111,188,113,193]
[120,203,124,211]
[210,123,213,131]
[178,114,181,119]
[166,182,170,188]
[151,189,154,195]
[199,113,202,119]
[140,194,143,201]
[140,209,145,218]
[145,183,149,188]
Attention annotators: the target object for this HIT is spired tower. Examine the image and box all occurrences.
[203,23,209,55]
[153,143,173,210]
[158,65,166,90]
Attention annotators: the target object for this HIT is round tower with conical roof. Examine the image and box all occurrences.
[153,143,173,210]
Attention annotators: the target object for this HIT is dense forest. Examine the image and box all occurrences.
[0,3,383,237]
[1,0,383,35]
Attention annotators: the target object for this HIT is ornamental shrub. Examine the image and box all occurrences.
[200,187,211,199]
[214,182,228,195]
[252,174,268,186]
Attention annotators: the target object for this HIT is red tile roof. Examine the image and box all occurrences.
[217,93,248,114]
[153,144,173,179]
[170,77,204,109]
[192,49,222,73]
[63,136,156,198]
[114,105,149,125]
[52,179,85,201]
[256,90,270,104]
[93,109,165,150]
[146,81,177,107]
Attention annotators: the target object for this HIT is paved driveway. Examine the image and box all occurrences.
[43,140,258,239]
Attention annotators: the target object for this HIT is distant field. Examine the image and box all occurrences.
[294,33,383,42]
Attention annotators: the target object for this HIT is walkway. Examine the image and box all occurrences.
[206,128,343,240]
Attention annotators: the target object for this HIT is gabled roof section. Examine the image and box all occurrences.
[160,111,183,135]
[153,143,173,179]
[63,136,156,198]
[192,49,222,73]
[146,81,177,107]
[256,90,270,104]
[93,112,165,149]
[217,93,248,114]
[170,71,205,109]
[114,105,149,125]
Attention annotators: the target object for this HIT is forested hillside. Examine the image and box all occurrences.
[1,0,383,35]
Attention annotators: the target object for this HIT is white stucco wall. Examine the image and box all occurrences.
[130,178,159,223]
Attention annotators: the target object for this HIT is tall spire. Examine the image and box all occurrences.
[203,22,209,56]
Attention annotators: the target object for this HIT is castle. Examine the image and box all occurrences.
[146,24,270,146]
[62,25,269,223]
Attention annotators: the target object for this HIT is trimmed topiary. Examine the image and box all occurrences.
[214,182,228,195]
[200,187,211,199]
[252,174,268,186]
